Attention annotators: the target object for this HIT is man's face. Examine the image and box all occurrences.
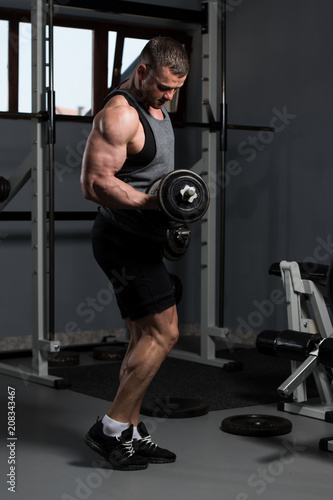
[139,65,187,109]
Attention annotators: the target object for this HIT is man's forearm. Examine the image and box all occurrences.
[82,175,159,210]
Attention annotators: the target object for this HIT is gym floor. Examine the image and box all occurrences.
[1,358,333,500]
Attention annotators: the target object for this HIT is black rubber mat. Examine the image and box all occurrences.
[50,348,318,411]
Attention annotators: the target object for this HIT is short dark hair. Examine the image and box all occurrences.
[140,36,189,77]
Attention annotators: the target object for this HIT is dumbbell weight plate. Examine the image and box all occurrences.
[159,170,210,223]
[163,224,192,261]
[146,177,162,196]
[147,170,210,223]
[169,273,183,304]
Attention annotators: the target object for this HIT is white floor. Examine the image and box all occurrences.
[1,366,333,500]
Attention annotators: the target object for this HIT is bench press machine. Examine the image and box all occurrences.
[256,260,333,451]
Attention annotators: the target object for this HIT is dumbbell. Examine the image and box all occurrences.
[163,222,192,261]
[146,169,210,224]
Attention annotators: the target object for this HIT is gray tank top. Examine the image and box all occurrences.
[99,88,174,239]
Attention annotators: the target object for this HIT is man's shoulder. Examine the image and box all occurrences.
[103,92,133,110]
[97,92,137,119]
[93,95,140,143]
[101,86,138,109]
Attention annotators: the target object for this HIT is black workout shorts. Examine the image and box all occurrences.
[91,213,176,321]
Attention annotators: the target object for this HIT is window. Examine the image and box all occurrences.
[0,10,191,120]
[54,26,92,116]
[18,22,31,113]
[0,20,8,111]
[107,35,149,90]
[121,37,148,80]
[108,31,117,88]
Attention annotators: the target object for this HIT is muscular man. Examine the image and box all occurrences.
[80,37,189,471]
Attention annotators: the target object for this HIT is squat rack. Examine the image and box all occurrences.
[0,0,63,386]
[0,0,273,385]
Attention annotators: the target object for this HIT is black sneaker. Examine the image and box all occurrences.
[133,422,176,464]
[84,420,149,471]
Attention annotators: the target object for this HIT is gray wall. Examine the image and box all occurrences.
[224,0,333,334]
[2,0,333,341]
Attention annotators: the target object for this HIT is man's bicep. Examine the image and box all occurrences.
[83,126,127,180]
[81,104,138,189]
[92,134,127,175]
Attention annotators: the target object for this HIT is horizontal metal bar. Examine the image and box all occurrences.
[0,361,65,388]
[0,111,275,133]
[228,124,275,132]
[0,111,49,120]
[0,211,96,221]
[0,112,275,133]
[54,0,204,24]
[172,121,275,132]
[172,120,219,130]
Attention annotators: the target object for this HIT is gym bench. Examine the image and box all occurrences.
[256,260,333,451]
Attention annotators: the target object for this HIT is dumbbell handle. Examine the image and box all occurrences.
[175,228,192,239]
[180,185,197,202]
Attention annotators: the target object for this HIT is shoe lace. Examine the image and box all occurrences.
[139,435,157,450]
[119,437,135,457]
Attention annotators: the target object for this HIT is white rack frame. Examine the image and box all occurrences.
[277,260,333,421]
[171,1,231,367]
[0,0,62,387]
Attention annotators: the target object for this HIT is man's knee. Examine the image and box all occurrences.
[135,306,179,349]
[169,325,179,348]
[150,321,179,353]
[158,307,179,350]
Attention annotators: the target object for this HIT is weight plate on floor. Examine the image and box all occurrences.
[140,396,209,419]
[47,351,80,367]
[222,361,244,373]
[93,345,127,361]
[220,414,293,437]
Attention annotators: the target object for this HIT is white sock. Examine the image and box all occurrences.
[102,415,129,437]
[132,426,141,440]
